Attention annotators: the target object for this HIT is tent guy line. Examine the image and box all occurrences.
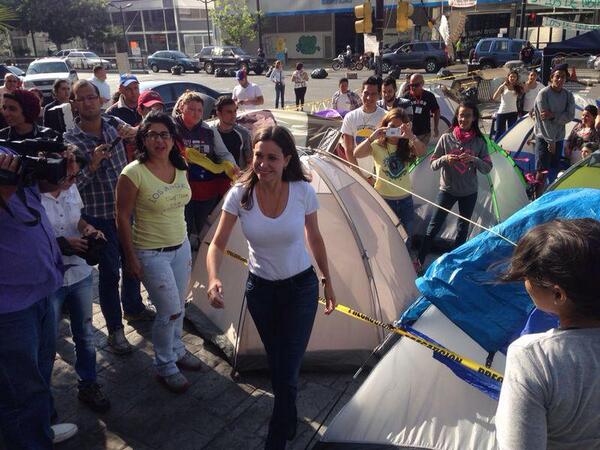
[311,148,518,247]
[204,242,505,384]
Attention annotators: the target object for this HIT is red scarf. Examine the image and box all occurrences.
[453,126,476,144]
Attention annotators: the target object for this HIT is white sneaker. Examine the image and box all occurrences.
[51,423,78,443]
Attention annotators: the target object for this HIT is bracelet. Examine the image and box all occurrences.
[320,277,327,286]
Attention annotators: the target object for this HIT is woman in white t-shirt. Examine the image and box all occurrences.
[291,63,309,111]
[492,70,523,140]
[207,125,336,450]
[269,60,285,109]
[521,70,543,116]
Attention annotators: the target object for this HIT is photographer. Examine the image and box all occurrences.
[0,89,58,141]
[41,148,111,413]
[64,80,150,356]
[0,147,78,447]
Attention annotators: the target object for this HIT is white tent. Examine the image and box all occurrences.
[187,152,420,371]
[314,303,505,450]
[409,139,529,246]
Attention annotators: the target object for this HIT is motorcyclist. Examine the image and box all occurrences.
[344,45,353,68]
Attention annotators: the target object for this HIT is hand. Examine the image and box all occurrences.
[323,281,336,315]
[446,154,461,164]
[65,237,88,253]
[81,225,106,241]
[548,142,556,154]
[125,256,144,281]
[459,153,476,163]
[237,99,246,106]
[528,109,535,118]
[399,122,414,139]
[90,144,111,171]
[369,127,387,142]
[208,279,225,308]
[117,124,137,139]
[541,110,554,120]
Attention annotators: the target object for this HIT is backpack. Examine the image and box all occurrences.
[311,68,328,79]
[214,67,227,77]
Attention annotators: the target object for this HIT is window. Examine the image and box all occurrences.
[143,10,166,31]
[27,62,69,74]
[153,85,173,103]
[179,8,202,20]
[493,40,509,52]
[412,43,428,52]
[277,15,303,33]
[510,41,524,52]
[478,40,492,52]
[200,48,212,56]
[304,13,331,32]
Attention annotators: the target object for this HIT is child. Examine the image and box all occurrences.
[496,218,600,450]
[581,141,597,160]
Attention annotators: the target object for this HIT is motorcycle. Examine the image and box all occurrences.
[331,53,364,71]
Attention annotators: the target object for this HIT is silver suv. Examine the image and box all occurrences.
[23,58,78,99]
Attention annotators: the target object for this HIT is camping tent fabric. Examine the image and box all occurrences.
[187,152,419,371]
[542,30,600,83]
[315,304,503,450]
[405,188,600,353]
[547,150,600,191]
[409,137,528,245]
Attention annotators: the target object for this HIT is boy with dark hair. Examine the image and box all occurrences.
[331,77,362,113]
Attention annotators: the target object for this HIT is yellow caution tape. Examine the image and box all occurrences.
[205,242,504,383]
[185,147,238,180]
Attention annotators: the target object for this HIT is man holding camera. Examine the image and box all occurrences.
[64,80,150,355]
[0,148,78,448]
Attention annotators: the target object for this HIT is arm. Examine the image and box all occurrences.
[269,69,277,83]
[473,140,493,174]
[432,108,440,136]
[430,136,450,171]
[115,174,143,280]
[556,92,575,126]
[206,210,238,308]
[492,83,505,102]
[305,211,335,314]
[0,153,19,203]
[343,133,359,168]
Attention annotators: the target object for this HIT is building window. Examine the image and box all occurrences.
[179,8,203,20]
[262,16,276,34]
[164,9,176,30]
[123,10,143,32]
[277,15,303,33]
[304,14,331,32]
[143,10,167,31]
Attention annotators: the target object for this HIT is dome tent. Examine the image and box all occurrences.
[408,137,529,247]
[315,188,600,450]
[186,152,419,372]
[547,150,600,191]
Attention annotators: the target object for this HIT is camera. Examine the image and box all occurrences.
[57,233,106,266]
[0,139,68,187]
[386,128,401,137]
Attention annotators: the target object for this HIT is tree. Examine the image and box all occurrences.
[210,0,261,47]
[0,0,111,49]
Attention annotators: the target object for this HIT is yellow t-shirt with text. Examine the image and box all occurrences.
[371,141,412,200]
[121,160,191,249]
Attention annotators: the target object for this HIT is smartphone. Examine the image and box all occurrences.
[106,136,122,154]
[386,128,401,137]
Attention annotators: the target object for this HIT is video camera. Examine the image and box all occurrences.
[0,139,69,187]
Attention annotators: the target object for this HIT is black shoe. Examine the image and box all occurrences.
[78,383,111,413]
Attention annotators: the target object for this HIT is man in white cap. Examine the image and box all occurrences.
[232,70,264,112]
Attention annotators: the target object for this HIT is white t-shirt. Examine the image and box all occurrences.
[232,82,263,112]
[89,76,111,109]
[523,81,544,114]
[222,181,319,280]
[496,328,600,450]
[41,185,92,286]
[336,93,352,113]
[340,106,386,147]
[497,87,519,114]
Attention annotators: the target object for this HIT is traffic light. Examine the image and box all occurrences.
[396,0,414,33]
[354,1,373,34]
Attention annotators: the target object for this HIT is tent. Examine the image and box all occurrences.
[542,30,600,83]
[187,152,420,371]
[408,138,529,247]
[547,150,600,191]
[316,188,600,450]
[495,112,581,175]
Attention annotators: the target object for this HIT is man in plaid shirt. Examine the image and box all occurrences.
[64,80,153,354]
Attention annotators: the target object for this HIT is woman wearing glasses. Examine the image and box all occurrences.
[116,112,202,393]
[41,148,111,413]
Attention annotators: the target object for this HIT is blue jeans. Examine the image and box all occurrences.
[495,112,518,140]
[245,267,319,450]
[82,215,144,332]
[275,83,285,109]
[534,137,563,181]
[418,190,478,264]
[49,274,96,386]
[135,240,192,377]
[385,196,415,248]
[0,297,56,449]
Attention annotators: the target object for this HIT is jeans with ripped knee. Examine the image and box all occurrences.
[136,240,192,376]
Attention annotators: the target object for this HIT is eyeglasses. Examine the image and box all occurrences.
[74,95,99,103]
[145,131,172,141]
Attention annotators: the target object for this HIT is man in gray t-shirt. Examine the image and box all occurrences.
[532,65,575,198]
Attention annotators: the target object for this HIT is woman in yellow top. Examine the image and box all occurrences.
[116,112,200,394]
[354,108,426,246]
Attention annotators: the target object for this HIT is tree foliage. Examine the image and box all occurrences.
[210,0,261,47]
[0,0,111,49]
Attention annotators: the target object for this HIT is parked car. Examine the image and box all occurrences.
[473,38,542,69]
[381,41,449,74]
[53,48,86,58]
[23,58,78,99]
[0,64,25,82]
[138,80,229,119]
[62,51,112,69]
[147,51,200,73]
[194,46,268,75]
[382,41,409,54]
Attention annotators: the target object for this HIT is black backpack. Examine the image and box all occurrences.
[311,68,328,79]
[214,67,227,77]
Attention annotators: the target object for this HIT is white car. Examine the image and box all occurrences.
[63,51,112,69]
[23,58,78,99]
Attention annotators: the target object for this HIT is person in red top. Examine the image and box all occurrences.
[172,91,239,249]
[137,90,165,118]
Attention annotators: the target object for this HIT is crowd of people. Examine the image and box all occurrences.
[1,57,599,450]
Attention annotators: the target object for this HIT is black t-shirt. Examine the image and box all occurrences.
[0,124,59,141]
[402,90,440,136]
[218,129,242,165]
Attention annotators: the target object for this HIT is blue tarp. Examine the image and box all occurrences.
[401,188,600,353]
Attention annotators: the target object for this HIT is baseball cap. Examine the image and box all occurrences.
[119,73,139,87]
[138,90,164,109]
[236,70,247,81]
[550,63,568,76]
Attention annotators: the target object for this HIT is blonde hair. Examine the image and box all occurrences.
[172,90,204,117]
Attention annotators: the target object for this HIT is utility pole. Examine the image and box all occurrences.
[256,0,263,49]
[519,0,527,40]
[199,0,213,46]
[375,0,384,77]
